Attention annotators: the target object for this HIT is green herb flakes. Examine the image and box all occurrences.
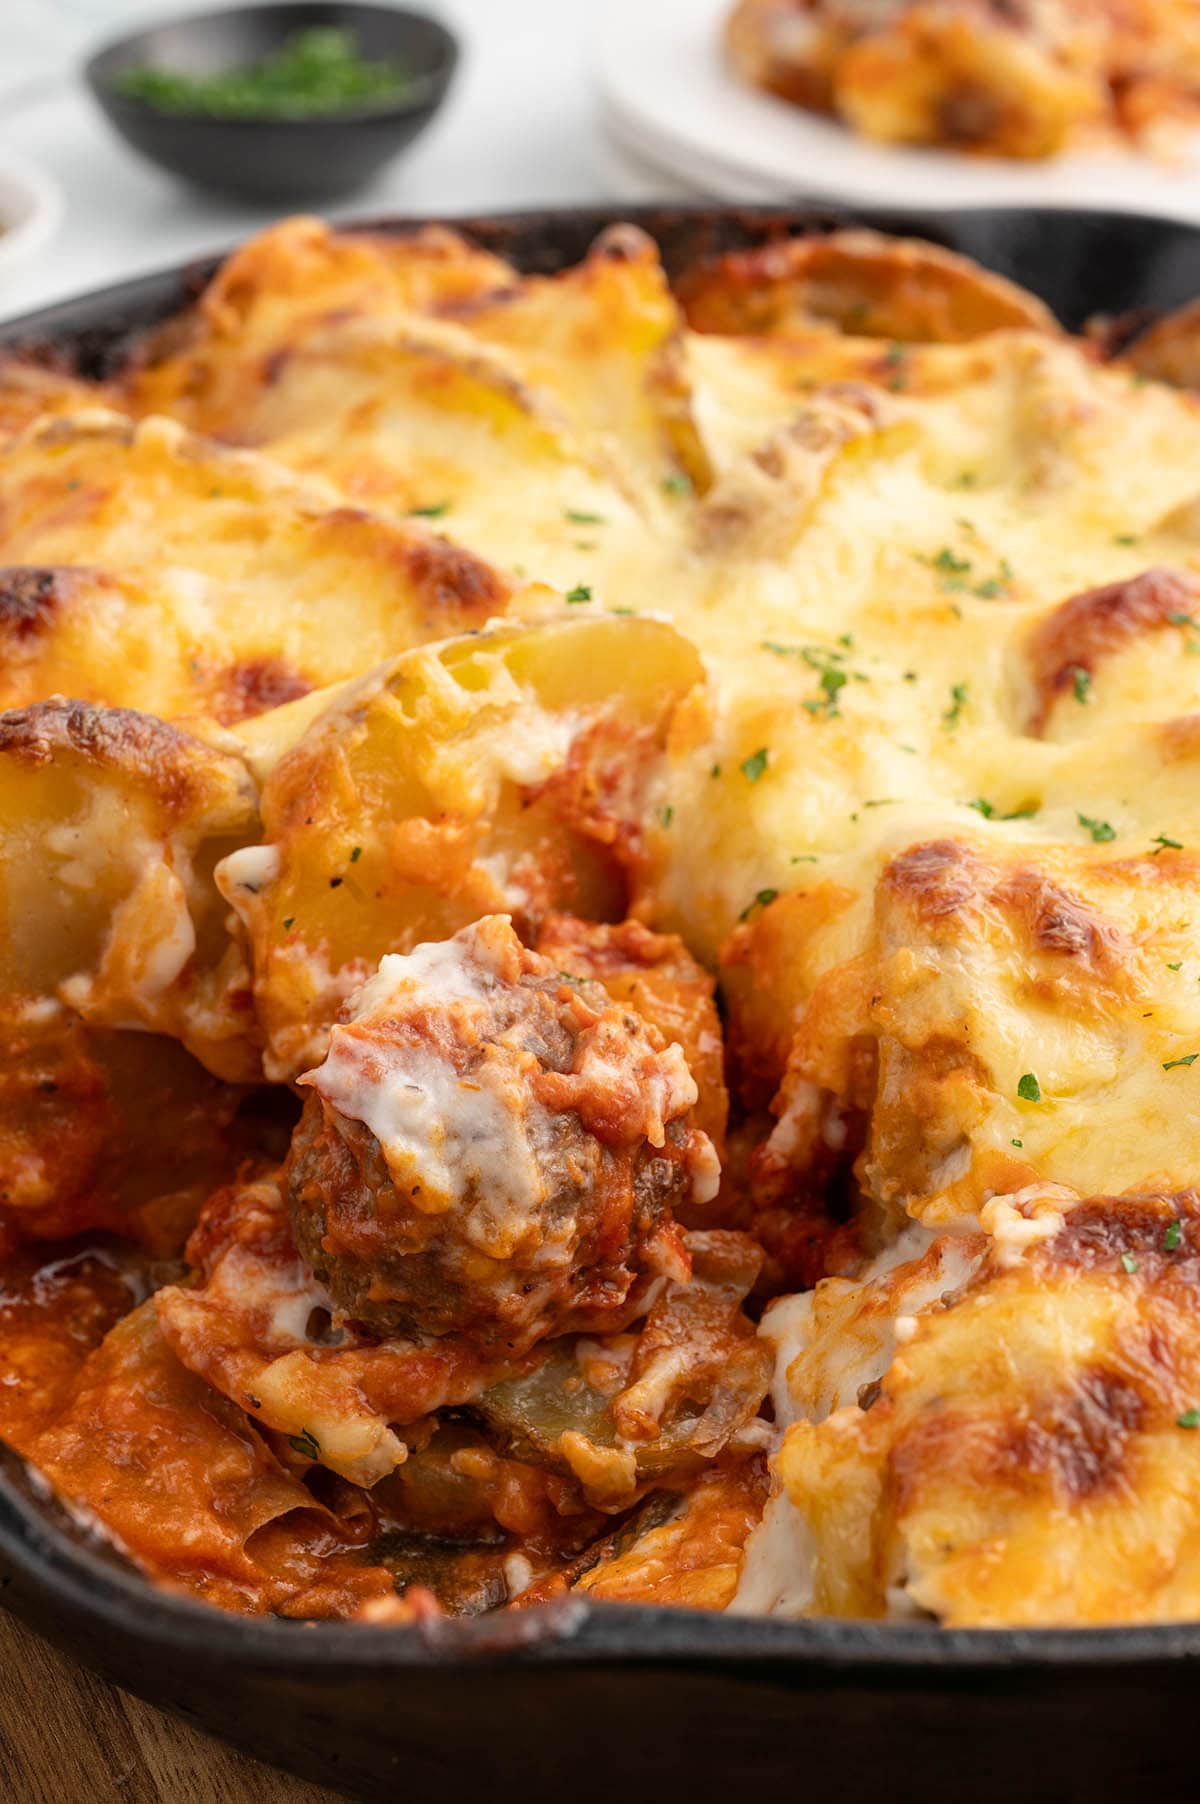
[115,27,415,120]
[943,682,969,730]
[740,887,779,921]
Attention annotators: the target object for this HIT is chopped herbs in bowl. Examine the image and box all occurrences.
[85,4,459,200]
[114,27,415,120]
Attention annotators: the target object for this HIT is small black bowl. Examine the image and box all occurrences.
[85,2,458,203]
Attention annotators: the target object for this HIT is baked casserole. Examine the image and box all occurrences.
[724,0,1200,159]
[4,217,1200,1627]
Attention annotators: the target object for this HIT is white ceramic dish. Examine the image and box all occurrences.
[0,149,63,275]
[595,0,1200,219]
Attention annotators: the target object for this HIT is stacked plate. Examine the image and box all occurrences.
[594,0,1200,217]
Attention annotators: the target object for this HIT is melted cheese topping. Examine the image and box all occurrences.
[12,216,1200,1625]
[305,937,550,1231]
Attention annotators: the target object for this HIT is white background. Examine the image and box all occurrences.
[0,0,617,320]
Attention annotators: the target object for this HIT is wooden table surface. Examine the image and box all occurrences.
[0,1608,350,1804]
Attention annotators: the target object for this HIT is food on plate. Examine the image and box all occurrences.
[725,0,1200,158]
[8,215,1200,1626]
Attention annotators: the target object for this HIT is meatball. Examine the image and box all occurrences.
[287,914,720,1354]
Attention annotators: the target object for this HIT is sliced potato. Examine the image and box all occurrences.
[676,229,1056,342]
[0,412,512,722]
[0,697,259,1080]
[218,614,705,1079]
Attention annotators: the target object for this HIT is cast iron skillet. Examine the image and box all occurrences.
[3,205,1200,1804]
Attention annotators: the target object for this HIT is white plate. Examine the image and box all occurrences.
[592,117,715,204]
[595,0,1200,219]
[0,149,63,274]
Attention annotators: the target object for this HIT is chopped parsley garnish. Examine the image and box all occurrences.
[1178,1409,1200,1429]
[565,584,592,604]
[882,343,908,390]
[282,917,295,930]
[1017,1072,1042,1102]
[1121,1252,1139,1274]
[965,796,1039,822]
[917,547,1013,599]
[1163,1053,1200,1070]
[1113,533,1139,546]
[1166,1220,1183,1251]
[943,682,969,730]
[1078,813,1115,843]
[1069,665,1091,704]
[1011,1138,1024,1148]
[1167,609,1200,652]
[658,804,674,829]
[565,508,606,525]
[741,747,769,785]
[763,640,864,719]
[114,26,415,119]
[1151,834,1184,855]
[804,665,848,718]
[1168,961,1183,971]
[349,845,361,863]
[710,763,721,779]
[409,501,450,518]
[739,887,779,921]
[288,1427,321,1460]
[662,472,692,496]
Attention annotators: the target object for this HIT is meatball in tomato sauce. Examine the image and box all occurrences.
[287,915,720,1354]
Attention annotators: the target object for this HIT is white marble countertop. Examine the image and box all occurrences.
[0,0,635,321]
